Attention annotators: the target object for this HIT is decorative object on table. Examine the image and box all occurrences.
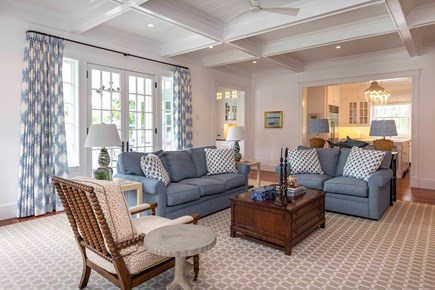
[364,81,390,105]
[226,126,245,162]
[287,175,297,187]
[93,168,112,181]
[308,119,330,148]
[264,111,283,128]
[84,123,121,180]
[251,185,276,201]
[328,136,369,148]
[276,148,289,205]
[287,184,306,199]
[369,119,397,151]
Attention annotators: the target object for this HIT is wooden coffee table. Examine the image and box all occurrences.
[230,189,325,255]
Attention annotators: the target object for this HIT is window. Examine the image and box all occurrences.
[63,58,79,167]
[162,76,174,151]
[372,103,411,138]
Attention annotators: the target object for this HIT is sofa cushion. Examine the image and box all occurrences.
[297,146,340,177]
[324,176,368,197]
[180,178,225,196]
[205,148,238,175]
[165,150,197,182]
[343,147,386,181]
[117,150,170,178]
[288,149,324,175]
[294,174,332,190]
[166,183,201,206]
[335,148,351,176]
[204,173,245,190]
[187,146,216,177]
[140,154,170,186]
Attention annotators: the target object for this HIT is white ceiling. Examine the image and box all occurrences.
[2,0,435,74]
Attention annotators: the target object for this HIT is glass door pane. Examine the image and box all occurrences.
[127,73,155,152]
[88,64,123,171]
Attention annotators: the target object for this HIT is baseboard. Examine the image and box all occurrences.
[410,176,435,190]
[0,203,16,220]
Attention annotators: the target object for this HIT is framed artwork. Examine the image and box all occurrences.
[264,111,283,128]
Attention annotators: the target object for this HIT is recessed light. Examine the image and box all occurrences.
[336,45,341,49]
[208,45,214,49]
[253,60,257,64]
[147,24,154,28]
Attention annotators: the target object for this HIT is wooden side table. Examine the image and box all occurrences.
[237,160,261,187]
[390,152,398,205]
[113,178,143,216]
[145,224,216,290]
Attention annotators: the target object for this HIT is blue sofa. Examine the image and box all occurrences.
[276,147,393,220]
[114,147,250,219]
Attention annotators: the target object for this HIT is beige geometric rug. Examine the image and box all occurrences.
[1,201,434,289]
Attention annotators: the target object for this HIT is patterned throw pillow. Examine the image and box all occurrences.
[140,154,170,186]
[205,148,238,175]
[343,147,386,181]
[288,149,324,175]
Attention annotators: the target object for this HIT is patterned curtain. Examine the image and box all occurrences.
[17,32,69,218]
[173,67,193,149]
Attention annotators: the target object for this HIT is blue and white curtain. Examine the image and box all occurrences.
[173,67,193,149]
[17,32,69,218]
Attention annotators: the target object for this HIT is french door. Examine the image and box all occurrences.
[87,64,157,172]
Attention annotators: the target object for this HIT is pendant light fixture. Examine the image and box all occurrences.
[364,81,390,105]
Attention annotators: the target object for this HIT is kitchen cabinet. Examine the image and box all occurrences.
[347,101,369,125]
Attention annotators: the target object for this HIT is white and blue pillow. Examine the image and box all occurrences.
[343,147,385,181]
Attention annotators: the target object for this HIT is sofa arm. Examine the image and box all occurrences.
[236,163,251,177]
[113,173,166,195]
[368,168,393,189]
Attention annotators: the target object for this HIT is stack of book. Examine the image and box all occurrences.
[286,184,306,198]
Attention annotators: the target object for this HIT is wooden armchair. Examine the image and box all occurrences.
[52,176,200,290]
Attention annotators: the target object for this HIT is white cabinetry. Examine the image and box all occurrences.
[394,140,411,178]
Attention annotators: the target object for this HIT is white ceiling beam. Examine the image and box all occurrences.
[134,0,223,41]
[69,0,147,34]
[203,50,256,67]
[262,16,396,56]
[224,0,384,41]
[265,55,304,73]
[162,39,219,58]
[407,2,435,27]
[385,0,419,57]
[227,39,262,57]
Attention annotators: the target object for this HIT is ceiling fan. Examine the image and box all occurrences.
[226,0,300,23]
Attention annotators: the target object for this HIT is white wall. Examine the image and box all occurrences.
[0,15,251,220]
[252,49,435,192]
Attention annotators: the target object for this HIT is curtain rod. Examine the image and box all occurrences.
[26,30,189,70]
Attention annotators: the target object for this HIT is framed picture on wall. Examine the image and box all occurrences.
[264,111,283,128]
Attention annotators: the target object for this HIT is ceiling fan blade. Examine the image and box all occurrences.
[225,9,251,23]
[260,7,300,16]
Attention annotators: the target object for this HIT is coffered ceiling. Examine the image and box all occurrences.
[2,0,435,73]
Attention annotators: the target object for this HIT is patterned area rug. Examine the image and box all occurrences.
[1,200,434,289]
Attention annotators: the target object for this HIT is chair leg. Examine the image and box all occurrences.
[193,255,199,281]
[78,262,91,289]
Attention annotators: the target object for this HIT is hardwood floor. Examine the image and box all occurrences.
[1,170,434,227]
[250,169,435,205]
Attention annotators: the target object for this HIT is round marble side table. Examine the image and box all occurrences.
[144,224,216,290]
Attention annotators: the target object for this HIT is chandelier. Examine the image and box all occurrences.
[364,81,390,105]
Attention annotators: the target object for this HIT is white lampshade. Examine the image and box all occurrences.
[226,126,245,141]
[369,120,398,137]
[84,124,122,148]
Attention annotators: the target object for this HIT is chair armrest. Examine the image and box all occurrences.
[113,173,166,195]
[129,202,157,215]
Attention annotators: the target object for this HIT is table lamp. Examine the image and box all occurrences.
[308,119,330,148]
[84,124,122,179]
[369,120,397,150]
[226,126,245,162]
